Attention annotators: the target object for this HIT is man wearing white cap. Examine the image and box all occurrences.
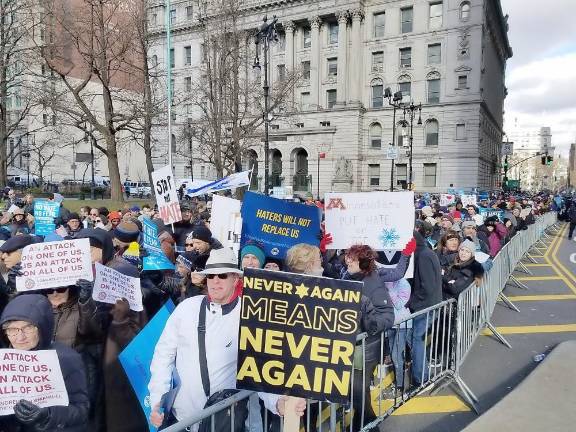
[148,247,305,430]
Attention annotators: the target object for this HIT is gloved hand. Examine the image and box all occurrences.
[13,399,50,428]
[319,233,333,253]
[76,279,95,303]
[7,263,24,293]
[401,238,417,256]
[111,298,131,322]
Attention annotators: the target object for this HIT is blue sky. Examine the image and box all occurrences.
[501,0,576,155]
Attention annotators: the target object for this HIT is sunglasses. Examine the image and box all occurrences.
[185,243,194,247]
[206,274,230,280]
[95,219,102,223]
[42,287,68,295]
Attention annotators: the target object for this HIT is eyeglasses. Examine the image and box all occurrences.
[206,273,230,280]
[42,287,68,295]
[185,243,194,247]
[3,324,37,337]
[95,219,102,223]
[90,213,98,216]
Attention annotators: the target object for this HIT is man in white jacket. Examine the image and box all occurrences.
[148,248,305,430]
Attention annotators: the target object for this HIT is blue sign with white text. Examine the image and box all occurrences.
[241,192,321,259]
[33,201,60,236]
[142,219,175,270]
[119,300,175,432]
[479,207,504,222]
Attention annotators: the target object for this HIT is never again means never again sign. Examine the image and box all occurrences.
[237,268,362,403]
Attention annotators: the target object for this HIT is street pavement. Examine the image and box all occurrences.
[375,222,576,432]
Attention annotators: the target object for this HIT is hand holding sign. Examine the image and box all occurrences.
[13,400,50,427]
[92,263,143,312]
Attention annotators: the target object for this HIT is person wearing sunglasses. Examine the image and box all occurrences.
[149,248,306,429]
[0,294,89,431]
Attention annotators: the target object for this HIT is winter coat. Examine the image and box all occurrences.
[442,259,484,299]
[436,249,457,270]
[407,231,443,313]
[344,270,395,363]
[77,228,115,265]
[479,223,507,257]
[0,294,89,432]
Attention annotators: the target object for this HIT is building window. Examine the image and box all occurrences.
[400,47,412,67]
[425,120,439,146]
[370,123,382,149]
[186,5,194,19]
[427,43,441,64]
[460,1,471,21]
[424,163,437,187]
[457,75,468,89]
[371,82,383,108]
[427,77,440,103]
[372,51,384,71]
[328,22,338,44]
[184,46,192,65]
[277,64,286,81]
[327,57,338,76]
[326,89,337,108]
[301,92,310,109]
[171,110,176,122]
[400,7,413,33]
[399,81,411,100]
[302,61,310,80]
[369,164,380,186]
[429,2,443,30]
[169,9,176,25]
[374,12,385,37]
[396,164,408,185]
[150,13,157,26]
[185,76,192,92]
[151,55,158,66]
[43,113,48,126]
[320,121,331,127]
[456,123,466,139]
[303,28,311,48]
[277,33,286,52]
[397,122,405,147]
[170,48,175,68]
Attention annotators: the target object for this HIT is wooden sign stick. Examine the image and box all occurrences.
[283,396,301,432]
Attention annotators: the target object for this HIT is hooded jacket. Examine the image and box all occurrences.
[76,228,115,264]
[0,295,89,432]
[407,231,443,312]
[442,258,484,299]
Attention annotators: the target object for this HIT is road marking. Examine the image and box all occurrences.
[524,263,553,267]
[504,294,576,301]
[545,225,576,295]
[514,276,563,281]
[371,395,471,416]
[481,324,576,335]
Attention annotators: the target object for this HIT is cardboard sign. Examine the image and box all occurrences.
[152,165,182,225]
[237,269,362,403]
[440,194,456,207]
[17,239,93,291]
[240,192,321,259]
[92,263,143,311]
[33,201,61,236]
[210,195,242,252]
[0,349,69,416]
[460,194,477,207]
[324,191,415,251]
[119,300,175,432]
[478,208,504,222]
[142,219,175,271]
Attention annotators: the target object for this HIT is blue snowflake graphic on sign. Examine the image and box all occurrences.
[379,228,400,249]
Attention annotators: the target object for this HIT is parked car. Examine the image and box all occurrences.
[124,180,151,198]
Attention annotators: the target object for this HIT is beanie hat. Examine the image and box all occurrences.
[113,221,140,243]
[461,220,477,229]
[240,244,266,269]
[109,211,122,221]
[459,239,476,255]
[67,212,81,223]
[421,206,434,217]
[192,226,212,244]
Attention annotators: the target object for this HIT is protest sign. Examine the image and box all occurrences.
[119,300,175,432]
[0,349,68,416]
[152,165,182,225]
[324,191,414,251]
[440,194,456,207]
[240,192,321,259]
[17,239,93,291]
[478,207,504,222]
[92,263,143,311]
[460,194,477,207]
[142,219,175,271]
[33,201,60,236]
[237,268,362,403]
[210,195,242,251]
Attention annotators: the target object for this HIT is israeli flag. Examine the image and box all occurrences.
[186,170,251,197]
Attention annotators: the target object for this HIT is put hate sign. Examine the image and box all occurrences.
[92,263,143,312]
[16,239,93,291]
[0,349,69,416]
[324,192,415,251]
[152,165,182,225]
[237,269,362,403]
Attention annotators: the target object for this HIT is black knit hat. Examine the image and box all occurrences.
[192,226,212,244]
[67,212,81,223]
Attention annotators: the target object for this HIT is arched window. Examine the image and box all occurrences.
[271,149,282,187]
[371,79,384,108]
[398,74,412,100]
[370,123,382,149]
[460,2,471,21]
[425,119,439,146]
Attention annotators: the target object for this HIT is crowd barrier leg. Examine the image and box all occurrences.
[515,260,533,275]
[523,252,539,264]
[484,322,512,348]
[507,274,529,290]
[499,293,520,313]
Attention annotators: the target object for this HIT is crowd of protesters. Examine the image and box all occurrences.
[0,186,567,432]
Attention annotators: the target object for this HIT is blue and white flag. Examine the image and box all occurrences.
[186,170,251,197]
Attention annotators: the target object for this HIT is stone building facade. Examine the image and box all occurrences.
[148,0,512,194]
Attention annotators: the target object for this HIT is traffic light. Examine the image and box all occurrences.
[541,155,546,165]
[546,155,553,166]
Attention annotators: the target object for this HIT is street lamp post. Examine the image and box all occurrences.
[384,88,404,191]
[186,122,194,180]
[253,15,278,196]
[399,102,422,191]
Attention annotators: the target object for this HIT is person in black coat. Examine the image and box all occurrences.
[0,294,89,432]
[442,239,485,300]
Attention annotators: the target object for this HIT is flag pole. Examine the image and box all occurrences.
[165,0,173,172]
